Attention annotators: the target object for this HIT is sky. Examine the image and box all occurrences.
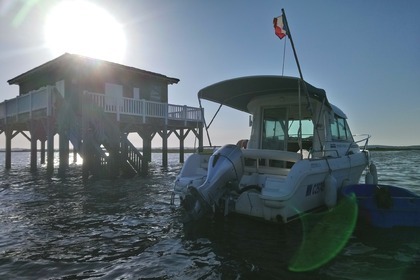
[0,0,419,149]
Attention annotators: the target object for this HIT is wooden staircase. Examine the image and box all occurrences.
[57,94,144,178]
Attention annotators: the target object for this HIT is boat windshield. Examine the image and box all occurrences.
[330,115,354,142]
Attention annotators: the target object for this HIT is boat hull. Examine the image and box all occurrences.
[234,153,368,223]
[174,149,369,224]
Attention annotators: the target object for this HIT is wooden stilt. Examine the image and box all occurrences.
[30,131,37,172]
[73,149,77,163]
[58,131,69,175]
[162,125,168,167]
[47,117,54,175]
[179,129,185,163]
[141,133,151,176]
[198,126,204,152]
[5,128,12,169]
[40,140,46,164]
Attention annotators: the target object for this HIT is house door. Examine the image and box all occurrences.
[105,83,123,111]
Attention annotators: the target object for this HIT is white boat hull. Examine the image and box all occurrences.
[173,146,369,223]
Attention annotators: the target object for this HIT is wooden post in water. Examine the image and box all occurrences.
[140,131,152,176]
[58,131,69,175]
[179,129,185,163]
[198,125,204,152]
[46,117,54,175]
[5,128,12,169]
[162,124,168,167]
[30,122,37,171]
[40,140,46,165]
[73,149,77,163]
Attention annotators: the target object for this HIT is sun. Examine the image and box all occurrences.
[44,1,126,62]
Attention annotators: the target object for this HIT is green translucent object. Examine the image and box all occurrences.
[289,193,358,272]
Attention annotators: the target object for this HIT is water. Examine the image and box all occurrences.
[0,150,419,279]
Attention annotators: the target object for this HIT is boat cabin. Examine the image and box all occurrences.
[198,75,359,161]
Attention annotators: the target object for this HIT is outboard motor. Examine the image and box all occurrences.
[182,144,244,222]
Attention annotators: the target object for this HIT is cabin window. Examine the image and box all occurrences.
[331,116,353,141]
[262,108,287,150]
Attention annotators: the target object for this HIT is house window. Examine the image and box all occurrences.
[150,84,161,102]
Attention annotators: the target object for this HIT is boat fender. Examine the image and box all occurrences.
[324,174,337,209]
[369,163,378,185]
[365,171,373,184]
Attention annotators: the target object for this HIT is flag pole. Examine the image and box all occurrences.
[280,8,313,114]
[281,8,304,82]
[280,8,314,155]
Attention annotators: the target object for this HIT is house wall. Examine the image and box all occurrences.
[16,61,170,105]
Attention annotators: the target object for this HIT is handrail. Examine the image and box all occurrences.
[83,91,202,122]
[121,136,143,172]
[0,88,203,124]
[0,86,53,122]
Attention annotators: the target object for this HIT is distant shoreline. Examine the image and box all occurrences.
[366,146,420,151]
[1,146,420,153]
[0,148,199,153]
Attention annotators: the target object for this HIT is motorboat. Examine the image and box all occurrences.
[172,75,376,223]
[341,184,420,228]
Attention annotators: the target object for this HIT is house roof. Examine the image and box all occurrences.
[7,53,180,85]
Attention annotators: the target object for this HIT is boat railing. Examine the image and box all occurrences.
[353,134,371,151]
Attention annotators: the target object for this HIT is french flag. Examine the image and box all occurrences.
[273,15,287,39]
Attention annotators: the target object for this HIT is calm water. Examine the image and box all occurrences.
[0,150,419,279]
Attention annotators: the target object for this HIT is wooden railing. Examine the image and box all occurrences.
[120,136,143,173]
[83,91,203,123]
[0,87,203,125]
[0,86,54,123]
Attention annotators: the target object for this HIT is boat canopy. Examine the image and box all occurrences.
[198,76,330,113]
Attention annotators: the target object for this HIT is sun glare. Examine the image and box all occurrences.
[44,1,126,62]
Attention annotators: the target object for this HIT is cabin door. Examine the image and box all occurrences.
[105,83,123,111]
[261,107,288,151]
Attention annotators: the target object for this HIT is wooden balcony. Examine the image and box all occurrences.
[0,86,204,178]
[0,86,203,128]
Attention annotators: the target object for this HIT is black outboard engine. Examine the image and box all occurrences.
[182,144,244,222]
